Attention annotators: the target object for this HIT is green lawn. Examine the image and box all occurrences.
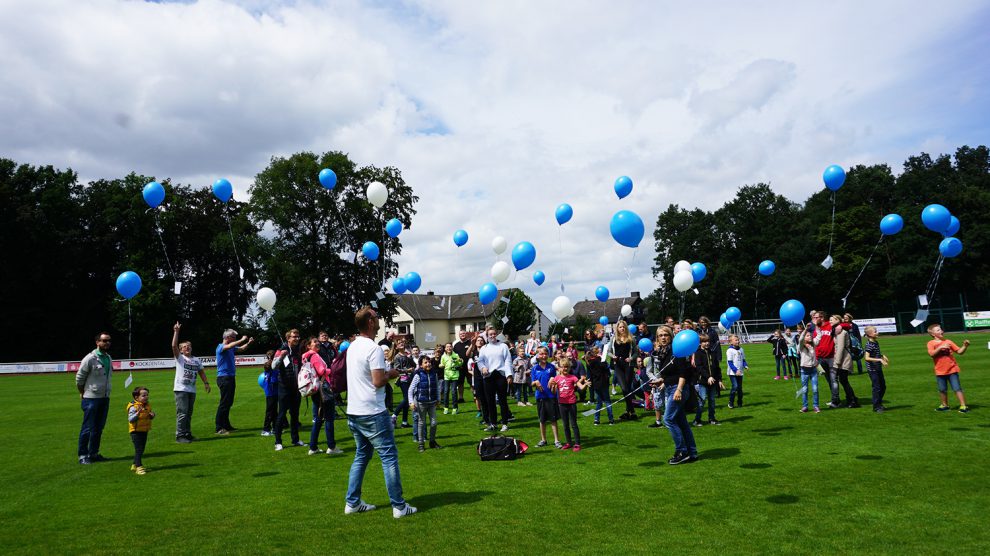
[1,333,988,554]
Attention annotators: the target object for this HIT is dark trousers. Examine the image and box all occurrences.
[78,397,110,458]
[385,383,394,413]
[215,375,236,431]
[275,389,301,445]
[309,393,336,450]
[614,362,636,415]
[868,370,886,409]
[835,368,858,405]
[483,372,511,425]
[130,431,148,466]
[559,402,580,444]
[263,395,278,432]
[474,375,490,424]
[729,375,744,406]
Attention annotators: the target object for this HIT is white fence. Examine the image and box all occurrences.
[0,355,269,376]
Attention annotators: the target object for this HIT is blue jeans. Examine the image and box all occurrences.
[729,375,744,406]
[442,379,458,409]
[345,411,406,509]
[936,373,962,393]
[593,385,613,422]
[801,367,819,408]
[662,385,697,457]
[78,397,110,458]
[309,394,336,450]
[694,383,717,422]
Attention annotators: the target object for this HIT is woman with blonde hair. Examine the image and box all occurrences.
[610,320,638,421]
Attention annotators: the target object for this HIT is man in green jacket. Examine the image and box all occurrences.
[76,332,113,464]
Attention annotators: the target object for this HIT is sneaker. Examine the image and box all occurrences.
[216,429,230,436]
[443,408,450,415]
[572,444,582,452]
[774,376,780,380]
[667,453,686,465]
[129,464,137,471]
[430,442,443,449]
[628,412,639,420]
[847,401,861,409]
[800,407,808,413]
[648,421,663,428]
[475,412,482,419]
[554,441,563,449]
[687,455,699,463]
[536,440,548,447]
[561,443,571,450]
[326,447,343,455]
[484,425,495,432]
[959,406,970,413]
[692,420,704,427]
[400,422,409,428]
[176,436,192,444]
[874,407,885,413]
[827,402,839,409]
[608,420,615,426]
[293,441,306,447]
[500,424,509,432]
[344,500,376,514]
[79,456,91,465]
[391,415,398,426]
[517,402,526,407]
[418,443,425,453]
[90,454,109,463]
[784,376,790,380]
[593,421,600,426]
[727,404,735,409]
[393,504,418,519]
[260,430,272,437]
[813,406,821,413]
[134,466,146,475]
[308,449,321,455]
[274,444,283,451]
[936,404,950,412]
[709,419,720,425]
[452,408,459,415]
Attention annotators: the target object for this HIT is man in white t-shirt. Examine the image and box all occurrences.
[478,327,513,431]
[171,322,211,443]
[344,307,417,519]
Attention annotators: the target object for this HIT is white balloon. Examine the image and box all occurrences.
[552,295,573,320]
[366,181,388,208]
[620,304,632,317]
[718,322,727,332]
[257,287,277,311]
[673,260,692,275]
[491,261,511,284]
[673,270,694,292]
[492,236,507,255]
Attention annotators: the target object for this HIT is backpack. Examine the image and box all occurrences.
[297,358,320,397]
[477,435,528,461]
[328,352,348,393]
[849,335,864,361]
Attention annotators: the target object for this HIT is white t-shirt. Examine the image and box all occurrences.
[174,354,203,393]
[346,336,387,416]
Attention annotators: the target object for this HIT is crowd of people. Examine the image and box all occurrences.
[72,307,974,517]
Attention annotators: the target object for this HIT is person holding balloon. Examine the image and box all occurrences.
[649,326,699,465]
[273,329,305,450]
[260,350,279,436]
[609,321,638,421]
[214,329,253,435]
[171,322,211,444]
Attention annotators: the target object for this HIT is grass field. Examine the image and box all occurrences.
[2,333,988,554]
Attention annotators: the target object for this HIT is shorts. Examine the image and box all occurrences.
[537,398,560,423]
[651,388,664,409]
[936,373,962,393]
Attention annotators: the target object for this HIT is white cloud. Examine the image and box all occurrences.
[2,0,988,318]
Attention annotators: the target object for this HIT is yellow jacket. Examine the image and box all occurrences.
[127,401,153,433]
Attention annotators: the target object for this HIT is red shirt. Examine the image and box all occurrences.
[551,374,580,404]
[927,339,961,376]
[814,322,834,359]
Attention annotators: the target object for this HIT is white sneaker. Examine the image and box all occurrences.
[344,500,376,514]
[393,504,418,519]
[326,447,343,455]
[308,449,320,455]
[500,424,509,432]
[292,440,306,447]
[275,444,283,451]
[260,431,272,437]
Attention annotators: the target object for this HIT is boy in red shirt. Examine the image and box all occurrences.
[926,324,971,413]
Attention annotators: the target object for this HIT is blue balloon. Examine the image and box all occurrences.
[779,299,806,327]
[672,330,700,358]
[628,324,637,335]
[879,214,904,236]
[403,272,422,293]
[758,260,776,276]
[638,338,654,353]
[212,178,233,203]
[614,176,633,199]
[943,216,960,237]
[939,237,963,258]
[318,168,337,190]
[691,262,707,283]
[392,277,407,294]
[142,181,165,209]
[533,271,545,286]
[921,204,951,233]
[362,241,380,261]
[595,286,610,302]
[599,316,608,326]
[453,229,468,247]
[115,271,142,300]
[823,165,846,191]
[609,210,645,248]
[479,282,498,305]
[339,340,350,352]
[555,203,573,225]
[725,306,742,322]
[258,372,266,389]
[385,218,402,238]
[511,241,536,271]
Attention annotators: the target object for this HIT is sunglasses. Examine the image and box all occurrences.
[657,333,671,337]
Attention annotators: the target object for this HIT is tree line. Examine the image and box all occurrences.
[646,145,990,328]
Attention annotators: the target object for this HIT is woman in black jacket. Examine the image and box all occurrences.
[650,326,698,465]
[610,321,638,420]
[273,329,304,451]
[767,330,791,380]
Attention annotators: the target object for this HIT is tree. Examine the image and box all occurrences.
[249,151,418,335]
[487,288,537,339]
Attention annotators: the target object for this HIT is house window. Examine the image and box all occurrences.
[397,324,410,335]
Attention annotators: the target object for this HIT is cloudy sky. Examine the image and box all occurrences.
[3,0,989,317]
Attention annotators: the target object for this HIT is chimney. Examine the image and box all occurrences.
[631,291,640,298]
[426,290,435,296]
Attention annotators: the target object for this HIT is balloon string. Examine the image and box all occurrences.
[128,301,132,360]
[268,309,282,342]
[826,191,836,258]
[842,233,885,308]
[153,212,178,282]
[557,227,565,292]
[754,276,760,319]
[925,255,946,304]
[223,208,243,276]
[678,293,685,322]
